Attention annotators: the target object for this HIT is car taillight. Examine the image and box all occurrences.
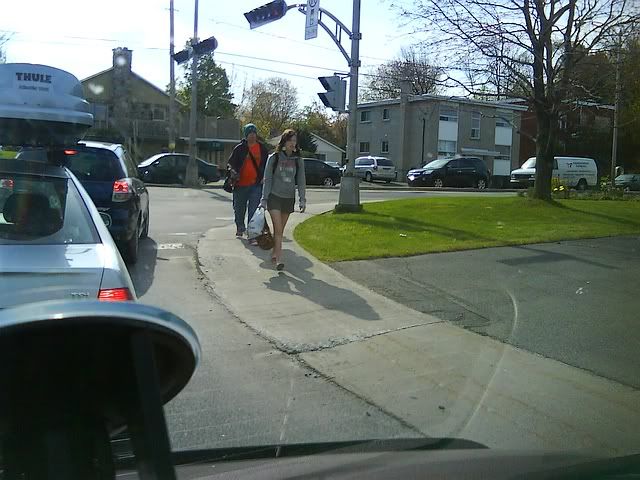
[64,149,78,155]
[98,288,133,301]
[112,179,133,202]
[0,179,14,189]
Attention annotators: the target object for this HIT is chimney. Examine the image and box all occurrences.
[112,47,132,71]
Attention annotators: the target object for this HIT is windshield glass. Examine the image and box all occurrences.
[1,0,638,473]
[423,159,449,169]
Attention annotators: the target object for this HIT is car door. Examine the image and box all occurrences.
[121,148,148,215]
[152,155,175,183]
[445,159,463,186]
[304,159,319,185]
[459,158,478,187]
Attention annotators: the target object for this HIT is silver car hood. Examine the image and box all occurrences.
[0,243,108,308]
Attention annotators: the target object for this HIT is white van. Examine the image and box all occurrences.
[511,156,598,190]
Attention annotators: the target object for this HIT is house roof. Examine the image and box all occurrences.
[82,67,187,106]
[358,94,529,112]
[310,133,345,153]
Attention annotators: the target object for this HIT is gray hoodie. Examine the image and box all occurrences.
[261,151,306,206]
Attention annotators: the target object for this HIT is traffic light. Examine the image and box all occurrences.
[244,0,288,29]
[318,75,347,112]
[192,36,218,55]
[173,49,191,65]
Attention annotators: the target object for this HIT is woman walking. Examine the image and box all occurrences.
[260,129,306,271]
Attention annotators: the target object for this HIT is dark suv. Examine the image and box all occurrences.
[406,156,490,189]
[17,141,150,263]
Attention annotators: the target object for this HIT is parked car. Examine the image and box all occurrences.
[354,156,397,183]
[303,158,342,187]
[510,156,598,190]
[18,142,150,264]
[0,156,136,308]
[615,174,640,191]
[324,160,342,169]
[407,157,490,189]
[138,153,221,185]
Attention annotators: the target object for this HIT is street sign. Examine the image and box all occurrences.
[305,0,320,40]
[173,48,191,65]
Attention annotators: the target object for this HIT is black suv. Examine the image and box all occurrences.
[138,153,221,185]
[407,156,490,189]
[17,141,150,263]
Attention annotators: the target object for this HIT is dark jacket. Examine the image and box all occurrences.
[227,139,269,183]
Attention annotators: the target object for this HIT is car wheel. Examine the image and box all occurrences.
[123,226,139,265]
[322,177,335,187]
[365,172,373,183]
[198,175,207,186]
[577,179,588,191]
[141,209,149,239]
[476,178,487,190]
[624,186,631,192]
[385,179,391,184]
[433,178,444,188]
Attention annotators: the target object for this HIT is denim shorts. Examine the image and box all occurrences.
[267,194,295,214]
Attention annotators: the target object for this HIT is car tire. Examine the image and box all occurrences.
[433,178,444,188]
[365,172,373,183]
[141,209,149,239]
[624,186,631,192]
[322,177,335,187]
[385,179,391,184]
[577,179,588,191]
[476,178,487,190]
[123,226,139,265]
[198,175,207,186]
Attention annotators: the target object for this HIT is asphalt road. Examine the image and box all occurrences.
[127,185,437,451]
[333,237,640,389]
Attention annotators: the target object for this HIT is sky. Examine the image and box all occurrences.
[0,0,417,107]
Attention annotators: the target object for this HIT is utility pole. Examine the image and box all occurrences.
[337,0,362,212]
[168,0,176,152]
[610,32,622,187]
[186,0,199,186]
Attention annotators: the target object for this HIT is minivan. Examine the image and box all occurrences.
[511,156,598,190]
[354,156,397,183]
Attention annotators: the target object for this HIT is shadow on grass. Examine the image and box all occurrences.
[240,241,381,321]
[551,200,640,228]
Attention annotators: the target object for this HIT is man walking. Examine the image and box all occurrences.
[227,124,269,242]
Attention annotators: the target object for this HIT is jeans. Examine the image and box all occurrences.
[233,184,262,233]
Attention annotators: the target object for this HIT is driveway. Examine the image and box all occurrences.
[332,236,640,389]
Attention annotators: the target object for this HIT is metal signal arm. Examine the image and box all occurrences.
[287,3,358,66]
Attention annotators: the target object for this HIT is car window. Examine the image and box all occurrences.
[356,158,373,166]
[376,158,394,167]
[64,148,124,182]
[461,158,476,168]
[522,158,536,169]
[0,173,99,245]
[121,148,138,178]
[448,159,462,168]
[175,156,189,170]
[305,160,319,172]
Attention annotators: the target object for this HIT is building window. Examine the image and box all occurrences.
[437,140,457,158]
[495,111,511,128]
[360,110,371,123]
[152,106,166,121]
[381,140,389,153]
[496,145,511,162]
[471,111,481,139]
[359,142,370,153]
[383,108,390,120]
[439,107,458,122]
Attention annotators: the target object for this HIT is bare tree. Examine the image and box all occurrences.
[361,45,444,101]
[395,0,638,199]
[238,77,298,138]
[0,34,9,63]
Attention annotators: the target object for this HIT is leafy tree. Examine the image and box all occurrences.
[238,77,299,138]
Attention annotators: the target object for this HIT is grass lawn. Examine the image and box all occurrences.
[294,197,640,262]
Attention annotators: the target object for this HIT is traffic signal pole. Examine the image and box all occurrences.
[245,0,363,211]
[186,0,199,187]
[337,0,362,212]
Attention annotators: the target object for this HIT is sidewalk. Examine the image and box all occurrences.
[196,202,640,456]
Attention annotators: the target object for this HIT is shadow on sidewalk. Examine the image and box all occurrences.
[242,242,381,321]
